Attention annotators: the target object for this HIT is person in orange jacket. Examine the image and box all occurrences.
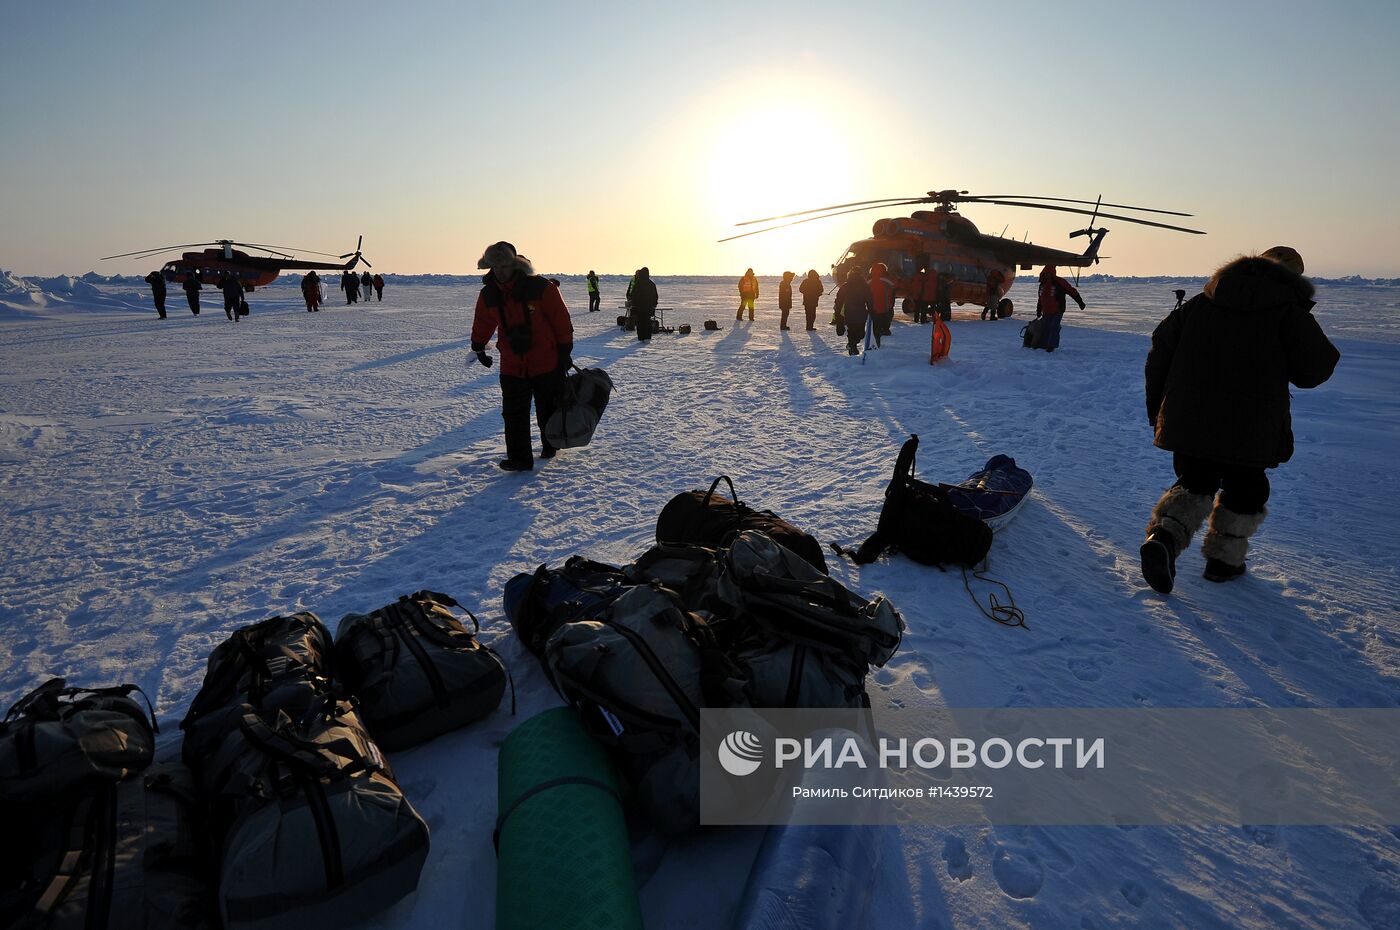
[470,241,575,472]
[868,262,895,345]
[737,268,758,320]
[1033,264,1085,351]
[372,273,385,301]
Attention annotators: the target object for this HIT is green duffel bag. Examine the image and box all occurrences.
[209,699,429,930]
[0,679,156,804]
[335,591,510,751]
[180,612,334,774]
[544,584,715,834]
[1,761,217,930]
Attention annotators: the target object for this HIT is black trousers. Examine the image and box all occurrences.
[588,292,600,312]
[500,369,564,463]
[152,292,166,316]
[1173,452,1270,515]
[185,292,199,314]
[803,303,817,330]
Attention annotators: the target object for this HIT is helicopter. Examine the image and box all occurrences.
[721,191,1205,314]
[100,236,372,290]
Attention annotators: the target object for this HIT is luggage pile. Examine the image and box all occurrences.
[1,678,215,929]
[504,476,904,833]
[3,589,511,930]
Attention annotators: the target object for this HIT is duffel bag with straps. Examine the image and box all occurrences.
[206,697,429,930]
[335,591,511,751]
[0,678,156,804]
[543,584,743,834]
[180,612,334,773]
[542,366,615,450]
[503,556,632,657]
[1,761,216,930]
[656,475,829,575]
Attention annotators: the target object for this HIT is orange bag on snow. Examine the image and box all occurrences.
[929,317,952,363]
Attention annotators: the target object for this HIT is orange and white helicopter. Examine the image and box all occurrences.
[723,190,1204,312]
[101,236,372,290]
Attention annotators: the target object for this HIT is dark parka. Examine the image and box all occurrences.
[799,272,824,309]
[1145,256,1339,469]
[834,274,873,334]
[470,272,574,378]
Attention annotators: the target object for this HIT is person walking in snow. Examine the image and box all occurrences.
[982,268,1005,320]
[302,270,322,312]
[372,273,384,301]
[1031,264,1083,350]
[798,269,824,331]
[778,271,795,331]
[144,270,167,319]
[586,270,600,312]
[868,261,895,344]
[1139,246,1340,593]
[344,270,360,304]
[737,268,758,321]
[361,270,374,303]
[182,270,202,315]
[218,272,243,321]
[630,267,659,341]
[834,266,872,356]
[470,241,575,472]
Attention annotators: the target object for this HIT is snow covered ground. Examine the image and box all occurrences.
[2,275,1398,929]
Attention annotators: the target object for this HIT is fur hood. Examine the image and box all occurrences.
[1203,255,1314,311]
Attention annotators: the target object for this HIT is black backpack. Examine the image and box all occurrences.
[656,476,829,575]
[503,557,633,657]
[850,435,992,568]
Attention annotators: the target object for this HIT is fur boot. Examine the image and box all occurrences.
[1202,504,1267,580]
[1141,485,1215,594]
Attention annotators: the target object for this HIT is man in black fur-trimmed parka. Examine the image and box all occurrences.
[1139,246,1339,593]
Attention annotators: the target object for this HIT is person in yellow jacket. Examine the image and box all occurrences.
[737,268,758,321]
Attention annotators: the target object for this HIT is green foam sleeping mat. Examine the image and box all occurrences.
[495,707,642,930]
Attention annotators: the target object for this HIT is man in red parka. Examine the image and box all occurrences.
[1032,264,1084,351]
[470,241,574,472]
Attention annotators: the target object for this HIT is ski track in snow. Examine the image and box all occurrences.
[2,279,1398,930]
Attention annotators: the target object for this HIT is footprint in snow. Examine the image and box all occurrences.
[991,845,1043,899]
[1119,880,1149,908]
[941,836,973,881]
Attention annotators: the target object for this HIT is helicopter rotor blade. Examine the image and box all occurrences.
[964,195,1193,217]
[99,242,220,261]
[734,196,932,227]
[970,199,1206,234]
[232,241,343,259]
[720,200,929,242]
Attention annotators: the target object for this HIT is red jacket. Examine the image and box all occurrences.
[470,273,573,378]
[1037,265,1083,317]
[869,262,895,315]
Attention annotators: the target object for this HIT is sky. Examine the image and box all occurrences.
[2,0,1398,277]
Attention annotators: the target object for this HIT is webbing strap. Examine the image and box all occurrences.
[492,775,620,854]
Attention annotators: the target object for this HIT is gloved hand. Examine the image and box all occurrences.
[558,347,573,371]
[1076,299,1086,310]
[475,350,493,368]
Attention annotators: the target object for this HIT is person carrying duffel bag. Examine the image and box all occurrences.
[335,591,511,751]
[656,475,829,574]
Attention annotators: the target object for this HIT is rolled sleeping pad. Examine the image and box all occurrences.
[732,730,884,930]
[495,708,642,930]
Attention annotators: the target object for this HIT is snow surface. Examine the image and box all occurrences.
[1,277,1398,929]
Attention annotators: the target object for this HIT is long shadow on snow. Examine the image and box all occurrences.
[349,338,473,372]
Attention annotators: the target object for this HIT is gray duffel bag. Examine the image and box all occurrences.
[335,591,511,751]
[2,761,216,930]
[0,679,156,804]
[543,584,714,834]
[206,698,429,930]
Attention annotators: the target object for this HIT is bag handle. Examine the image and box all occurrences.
[237,712,346,779]
[701,475,740,508]
[408,590,480,634]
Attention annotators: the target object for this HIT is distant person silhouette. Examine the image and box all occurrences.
[182,270,202,315]
[798,270,824,331]
[631,267,659,341]
[587,270,600,312]
[737,268,757,321]
[144,270,167,319]
[218,272,242,321]
[834,266,872,356]
[373,273,384,301]
[778,271,795,331]
[302,270,322,312]
[361,271,373,303]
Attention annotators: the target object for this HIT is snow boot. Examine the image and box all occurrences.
[1201,504,1266,583]
[498,458,533,472]
[1141,485,1214,594]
